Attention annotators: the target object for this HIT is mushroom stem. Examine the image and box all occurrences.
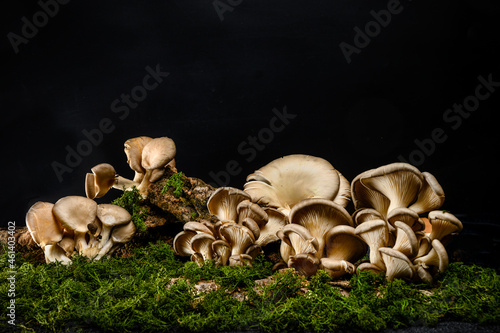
[137,169,153,196]
[113,175,140,191]
[95,238,115,260]
[74,231,89,252]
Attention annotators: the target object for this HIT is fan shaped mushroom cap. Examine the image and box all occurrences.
[324,225,368,263]
[413,239,449,273]
[212,239,231,266]
[95,220,136,260]
[137,136,176,195]
[351,175,390,216]
[320,258,356,278]
[387,208,420,230]
[408,171,445,215]
[183,221,215,236]
[124,136,153,182]
[289,253,320,277]
[255,207,288,247]
[53,196,98,252]
[335,172,352,208]
[86,163,117,199]
[379,247,415,281]
[352,208,384,226]
[240,218,261,240]
[96,204,132,246]
[237,200,268,227]
[289,198,353,259]
[191,232,216,263]
[427,211,463,241]
[357,262,385,274]
[277,224,319,257]
[173,230,196,256]
[352,163,423,217]
[207,187,251,223]
[26,202,63,248]
[243,154,342,215]
[354,219,389,270]
[392,221,419,259]
[218,222,256,260]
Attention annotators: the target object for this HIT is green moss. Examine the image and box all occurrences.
[1,242,498,332]
[161,172,186,198]
[111,187,147,233]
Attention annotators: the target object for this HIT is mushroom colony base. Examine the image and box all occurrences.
[3,138,499,332]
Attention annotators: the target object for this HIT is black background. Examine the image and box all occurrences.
[1,1,499,266]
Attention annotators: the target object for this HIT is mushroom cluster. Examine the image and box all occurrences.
[351,163,463,282]
[173,187,287,266]
[86,136,176,198]
[26,196,135,264]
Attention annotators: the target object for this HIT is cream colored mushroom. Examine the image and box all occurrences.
[52,196,98,254]
[289,253,320,277]
[277,224,319,263]
[243,154,344,216]
[379,247,415,281]
[86,163,139,197]
[137,136,177,196]
[26,202,72,265]
[190,233,216,265]
[427,211,463,242]
[288,198,353,259]
[207,187,251,223]
[124,136,153,182]
[408,171,445,215]
[212,239,231,266]
[173,230,196,257]
[96,204,132,248]
[354,219,389,270]
[413,239,449,274]
[95,220,136,260]
[218,222,257,266]
[255,207,287,247]
[392,221,419,259]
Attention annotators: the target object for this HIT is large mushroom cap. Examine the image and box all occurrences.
[207,187,251,223]
[324,225,368,263]
[141,136,176,171]
[243,154,343,215]
[352,162,423,217]
[53,196,98,234]
[289,198,353,258]
[26,202,64,248]
[97,204,132,229]
[354,219,389,270]
[85,163,117,199]
[408,171,445,215]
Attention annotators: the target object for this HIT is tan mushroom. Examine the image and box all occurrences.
[413,239,448,274]
[379,247,415,281]
[173,230,196,257]
[408,171,445,215]
[243,154,343,216]
[124,136,153,182]
[289,253,320,277]
[95,220,136,260]
[207,187,251,223]
[52,196,98,254]
[190,233,216,265]
[26,202,71,265]
[86,163,139,197]
[255,207,287,247]
[427,211,463,242]
[218,222,256,266]
[289,198,353,259]
[236,200,268,227]
[352,208,384,226]
[392,221,419,259]
[137,136,177,196]
[96,204,132,248]
[354,219,389,270]
[212,239,231,266]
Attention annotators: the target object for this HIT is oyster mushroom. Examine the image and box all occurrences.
[52,196,98,254]
[392,221,419,259]
[243,154,345,216]
[190,233,216,265]
[289,253,320,277]
[379,247,415,281]
[95,220,136,260]
[86,163,139,198]
[255,207,287,247]
[137,136,177,196]
[218,222,257,266]
[124,136,153,182]
[408,171,445,215]
[288,198,353,259]
[413,239,449,274]
[277,224,319,260]
[354,219,389,270]
[173,230,196,257]
[212,239,231,266]
[427,211,463,242]
[25,202,72,265]
[96,204,132,248]
[207,187,251,223]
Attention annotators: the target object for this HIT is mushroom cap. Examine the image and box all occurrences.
[89,163,117,199]
[207,187,251,222]
[408,171,445,215]
[392,221,419,259]
[240,218,261,240]
[110,220,136,244]
[354,219,389,269]
[320,258,356,278]
[218,222,256,257]
[141,136,176,171]
[173,230,196,256]
[413,239,449,273]
[352,208,384,226]
[183,221,214,236]
[237,200,269,228]
[352,163,423,216]
[379,247,415,281]
[243,154,342,215]
[387,207,420,229]
[427,210,463,241]
[212,239,231,266]
[288,253,320,277]
[324,225,368,263]
[124,136,153,174]
[97,204,132,228]
[26,202,64,248]
[289,198,353,259]
[335,172,352,208]
[255,207,288,247]
[53,196,98,234]
[277,223,319,255]
[191,232,216,261]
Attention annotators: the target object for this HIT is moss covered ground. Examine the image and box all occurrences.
[1,240,499,333]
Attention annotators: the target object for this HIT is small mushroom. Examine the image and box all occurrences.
[26,202,71,265]
[427,211,463,242]
[212,239,231,266]
[124,136,153,182]
[392,221,419,259]
[413,239,449,274]
[207,187,251,223]
[236,200,268,227]
[352,208,384,226]
[255,207,287,247]
[320,258,356,278]
[289,253,320,277]
[52,196,98,254]
[173,230,196,257]
[379,247,415,281]
[288,198,353,259]
[96,204,132,248]
[137,137,177,196]
[218,222,256,266]
[408,171,445,215]
[190,233,216,265]
[387,208,420,230]
[86,163,139,198]
[277,224,319,260]
[95,220,136,260]
[243,154,343,216]
[354,219,389,270]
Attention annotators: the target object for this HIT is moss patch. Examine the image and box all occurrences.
[1,242,499,332]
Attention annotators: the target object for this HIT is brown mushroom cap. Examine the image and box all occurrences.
[324,225,368,263]
[218,222,256,259]
[289,253,320,277]
[237,200,269,228]
[89,163,117,199]
[289,198,353,259]
[243,154,342,215]
[26,202,64,248]
[320,258,356,278]
[408,171,445,215]
[173,230,196,256]
[277,223,319,256]
[141,136,176,171]
[207,187,251,223]
[124,136,153,181]
[379,247,415,281]
[53,196,98,234]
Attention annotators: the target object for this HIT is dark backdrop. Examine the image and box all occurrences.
[1,1,499,266]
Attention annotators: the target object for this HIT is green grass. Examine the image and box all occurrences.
[1,242,499,332]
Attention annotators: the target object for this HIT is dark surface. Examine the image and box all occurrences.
[1,1,499,267]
